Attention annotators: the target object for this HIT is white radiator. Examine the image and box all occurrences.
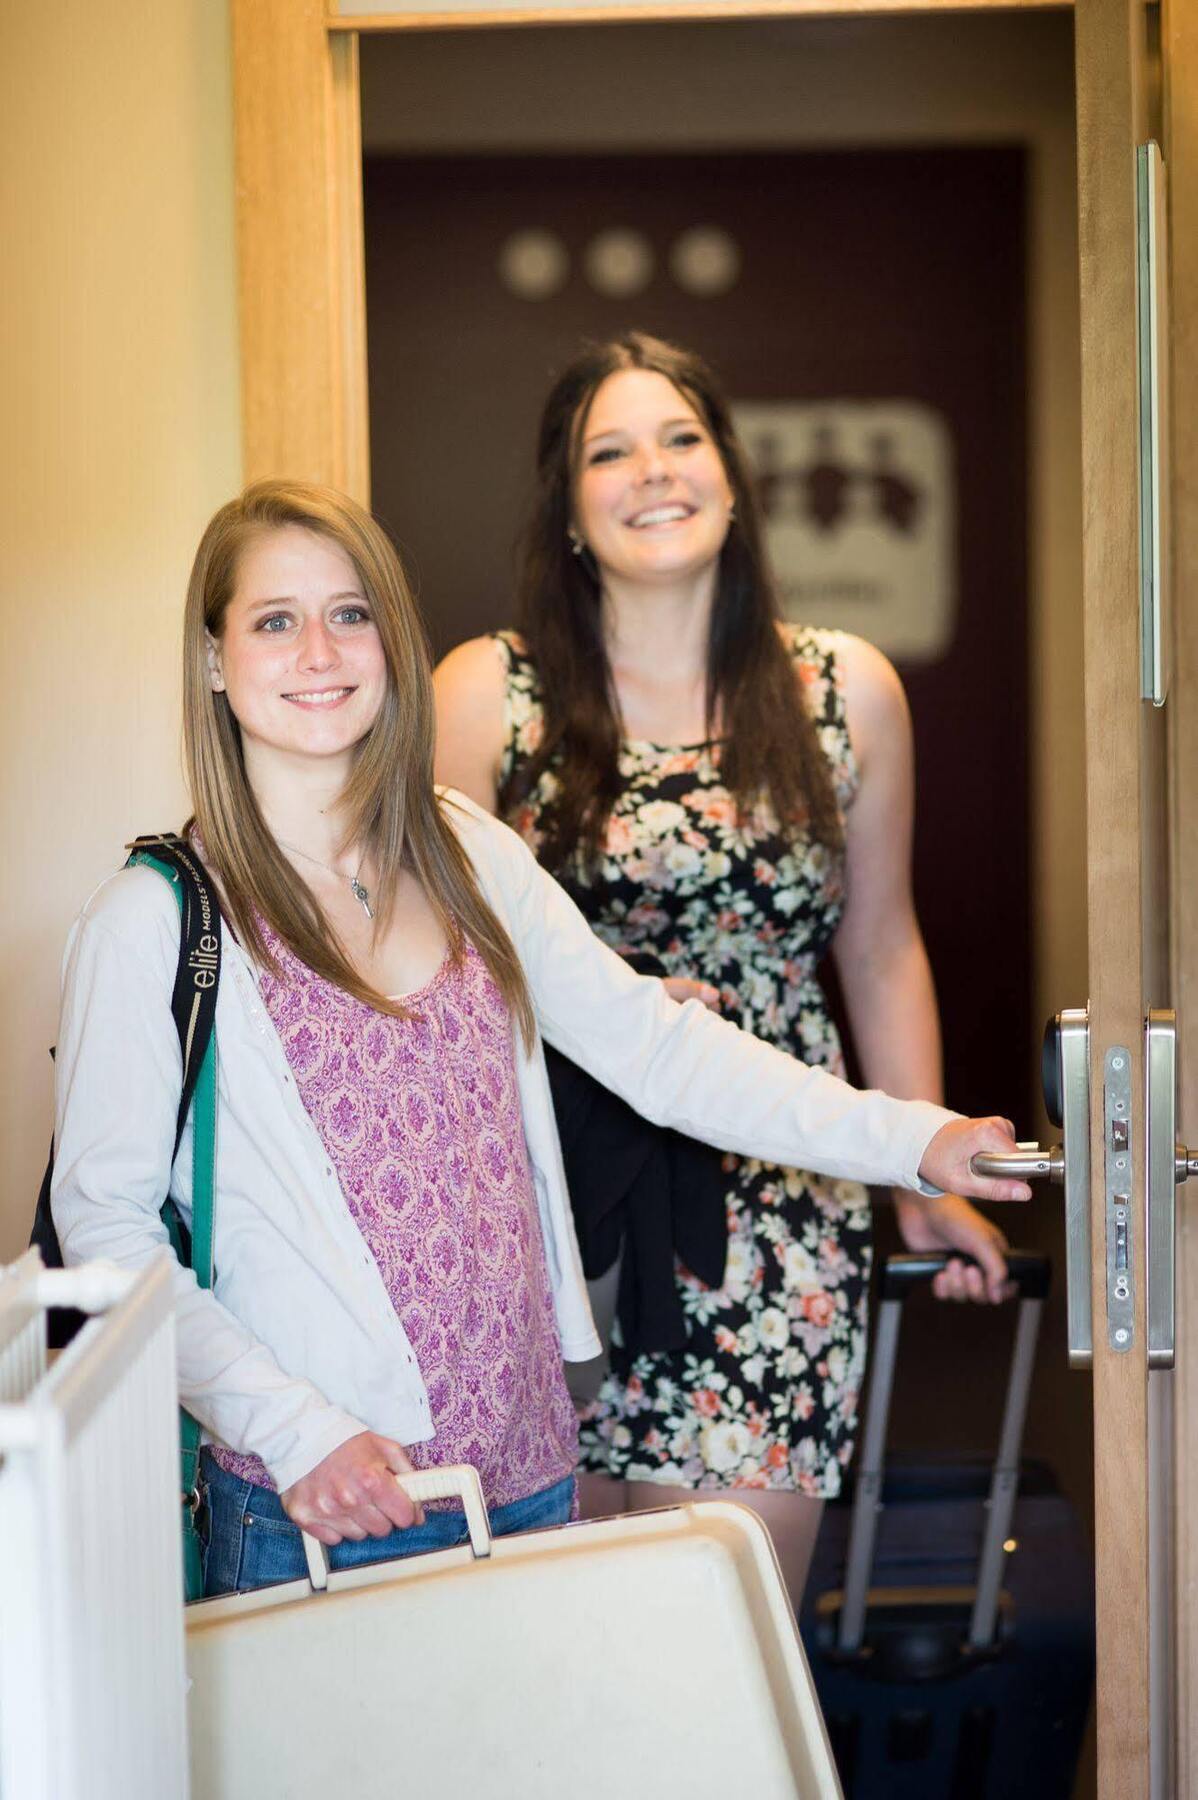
[0,1250,189,1800]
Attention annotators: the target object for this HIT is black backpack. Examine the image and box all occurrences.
[30,834,222,1347]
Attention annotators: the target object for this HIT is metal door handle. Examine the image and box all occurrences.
[970,1144,1064,1182]
[971,1009,1190,1370]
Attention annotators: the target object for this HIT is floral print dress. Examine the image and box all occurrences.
[495,626,870,1498]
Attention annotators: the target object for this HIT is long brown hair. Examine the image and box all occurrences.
[501,332,843,872]
[183,479,534,1044]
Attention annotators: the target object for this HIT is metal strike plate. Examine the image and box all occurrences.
[1105,1048,1134,1352]
[1059,1009,1093,1368]
[1146,1009,1177,1369]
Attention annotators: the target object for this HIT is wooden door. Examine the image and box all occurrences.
[1075,1,1189,1794]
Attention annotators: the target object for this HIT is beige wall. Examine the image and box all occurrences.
[1,4,242,1256]
[0,7,1085,1255]
[362,9,1088,1126]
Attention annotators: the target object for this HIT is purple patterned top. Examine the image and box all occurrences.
[211,929,578,1509]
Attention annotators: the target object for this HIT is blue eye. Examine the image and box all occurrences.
[334,605,369,626]
[587,446,623,466]
[259,613,291,633]
[668,430,703,449]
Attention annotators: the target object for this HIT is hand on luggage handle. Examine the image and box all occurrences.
[302,1463,492,1592]
[880,1250,1050,1303]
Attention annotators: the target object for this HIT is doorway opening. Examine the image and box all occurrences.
[359,3,1086,1525]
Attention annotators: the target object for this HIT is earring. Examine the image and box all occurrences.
[205,631,225,693]
[567,528,585,557]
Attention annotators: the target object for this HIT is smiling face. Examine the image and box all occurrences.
[572,368,735,593]
[207,524,388,779]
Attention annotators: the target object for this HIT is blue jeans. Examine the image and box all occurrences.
[198,1449,576,1597]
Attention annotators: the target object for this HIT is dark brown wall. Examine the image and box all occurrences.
[365,142,1031,1114]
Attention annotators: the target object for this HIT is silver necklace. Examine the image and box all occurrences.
[277,838,374,920]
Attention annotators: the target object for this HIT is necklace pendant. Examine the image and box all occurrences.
[350,876,374,921]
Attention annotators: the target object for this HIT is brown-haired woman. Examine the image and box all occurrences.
[434,333,1012,1602]
[52,478,1027,1598]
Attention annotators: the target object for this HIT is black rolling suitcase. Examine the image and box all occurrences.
[799,1251,1094,1799]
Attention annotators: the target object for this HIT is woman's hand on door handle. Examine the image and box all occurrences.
[919,1117,1035,1205]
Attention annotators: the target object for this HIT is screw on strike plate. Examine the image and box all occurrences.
[1116,1328,1130,1344]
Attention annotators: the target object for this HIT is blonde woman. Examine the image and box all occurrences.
[52,481,1028,1596]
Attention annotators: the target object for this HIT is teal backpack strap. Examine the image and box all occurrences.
[187,1040,217,1291]
[176,1036,215,1602]
[127,842,220,1603]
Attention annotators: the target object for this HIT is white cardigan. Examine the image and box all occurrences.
[51,791,956,1493]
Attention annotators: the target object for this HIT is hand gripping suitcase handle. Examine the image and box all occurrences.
[302,1463,491,1592]
[881,1249,1050,1302]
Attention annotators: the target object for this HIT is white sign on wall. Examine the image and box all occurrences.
[731,400,957,665]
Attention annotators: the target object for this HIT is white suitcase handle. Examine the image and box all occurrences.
[302,1463,491,1591]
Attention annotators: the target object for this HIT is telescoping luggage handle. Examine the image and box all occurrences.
[302,1463,492,1592]
[836,1250,1050,1659]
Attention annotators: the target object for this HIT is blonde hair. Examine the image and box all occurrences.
[182,479,535,1045]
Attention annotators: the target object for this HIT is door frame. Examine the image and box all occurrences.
[229,3,1198,1795]
[1163,0,1198,1790]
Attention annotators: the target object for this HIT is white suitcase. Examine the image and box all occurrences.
[186,1466,843,1800]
